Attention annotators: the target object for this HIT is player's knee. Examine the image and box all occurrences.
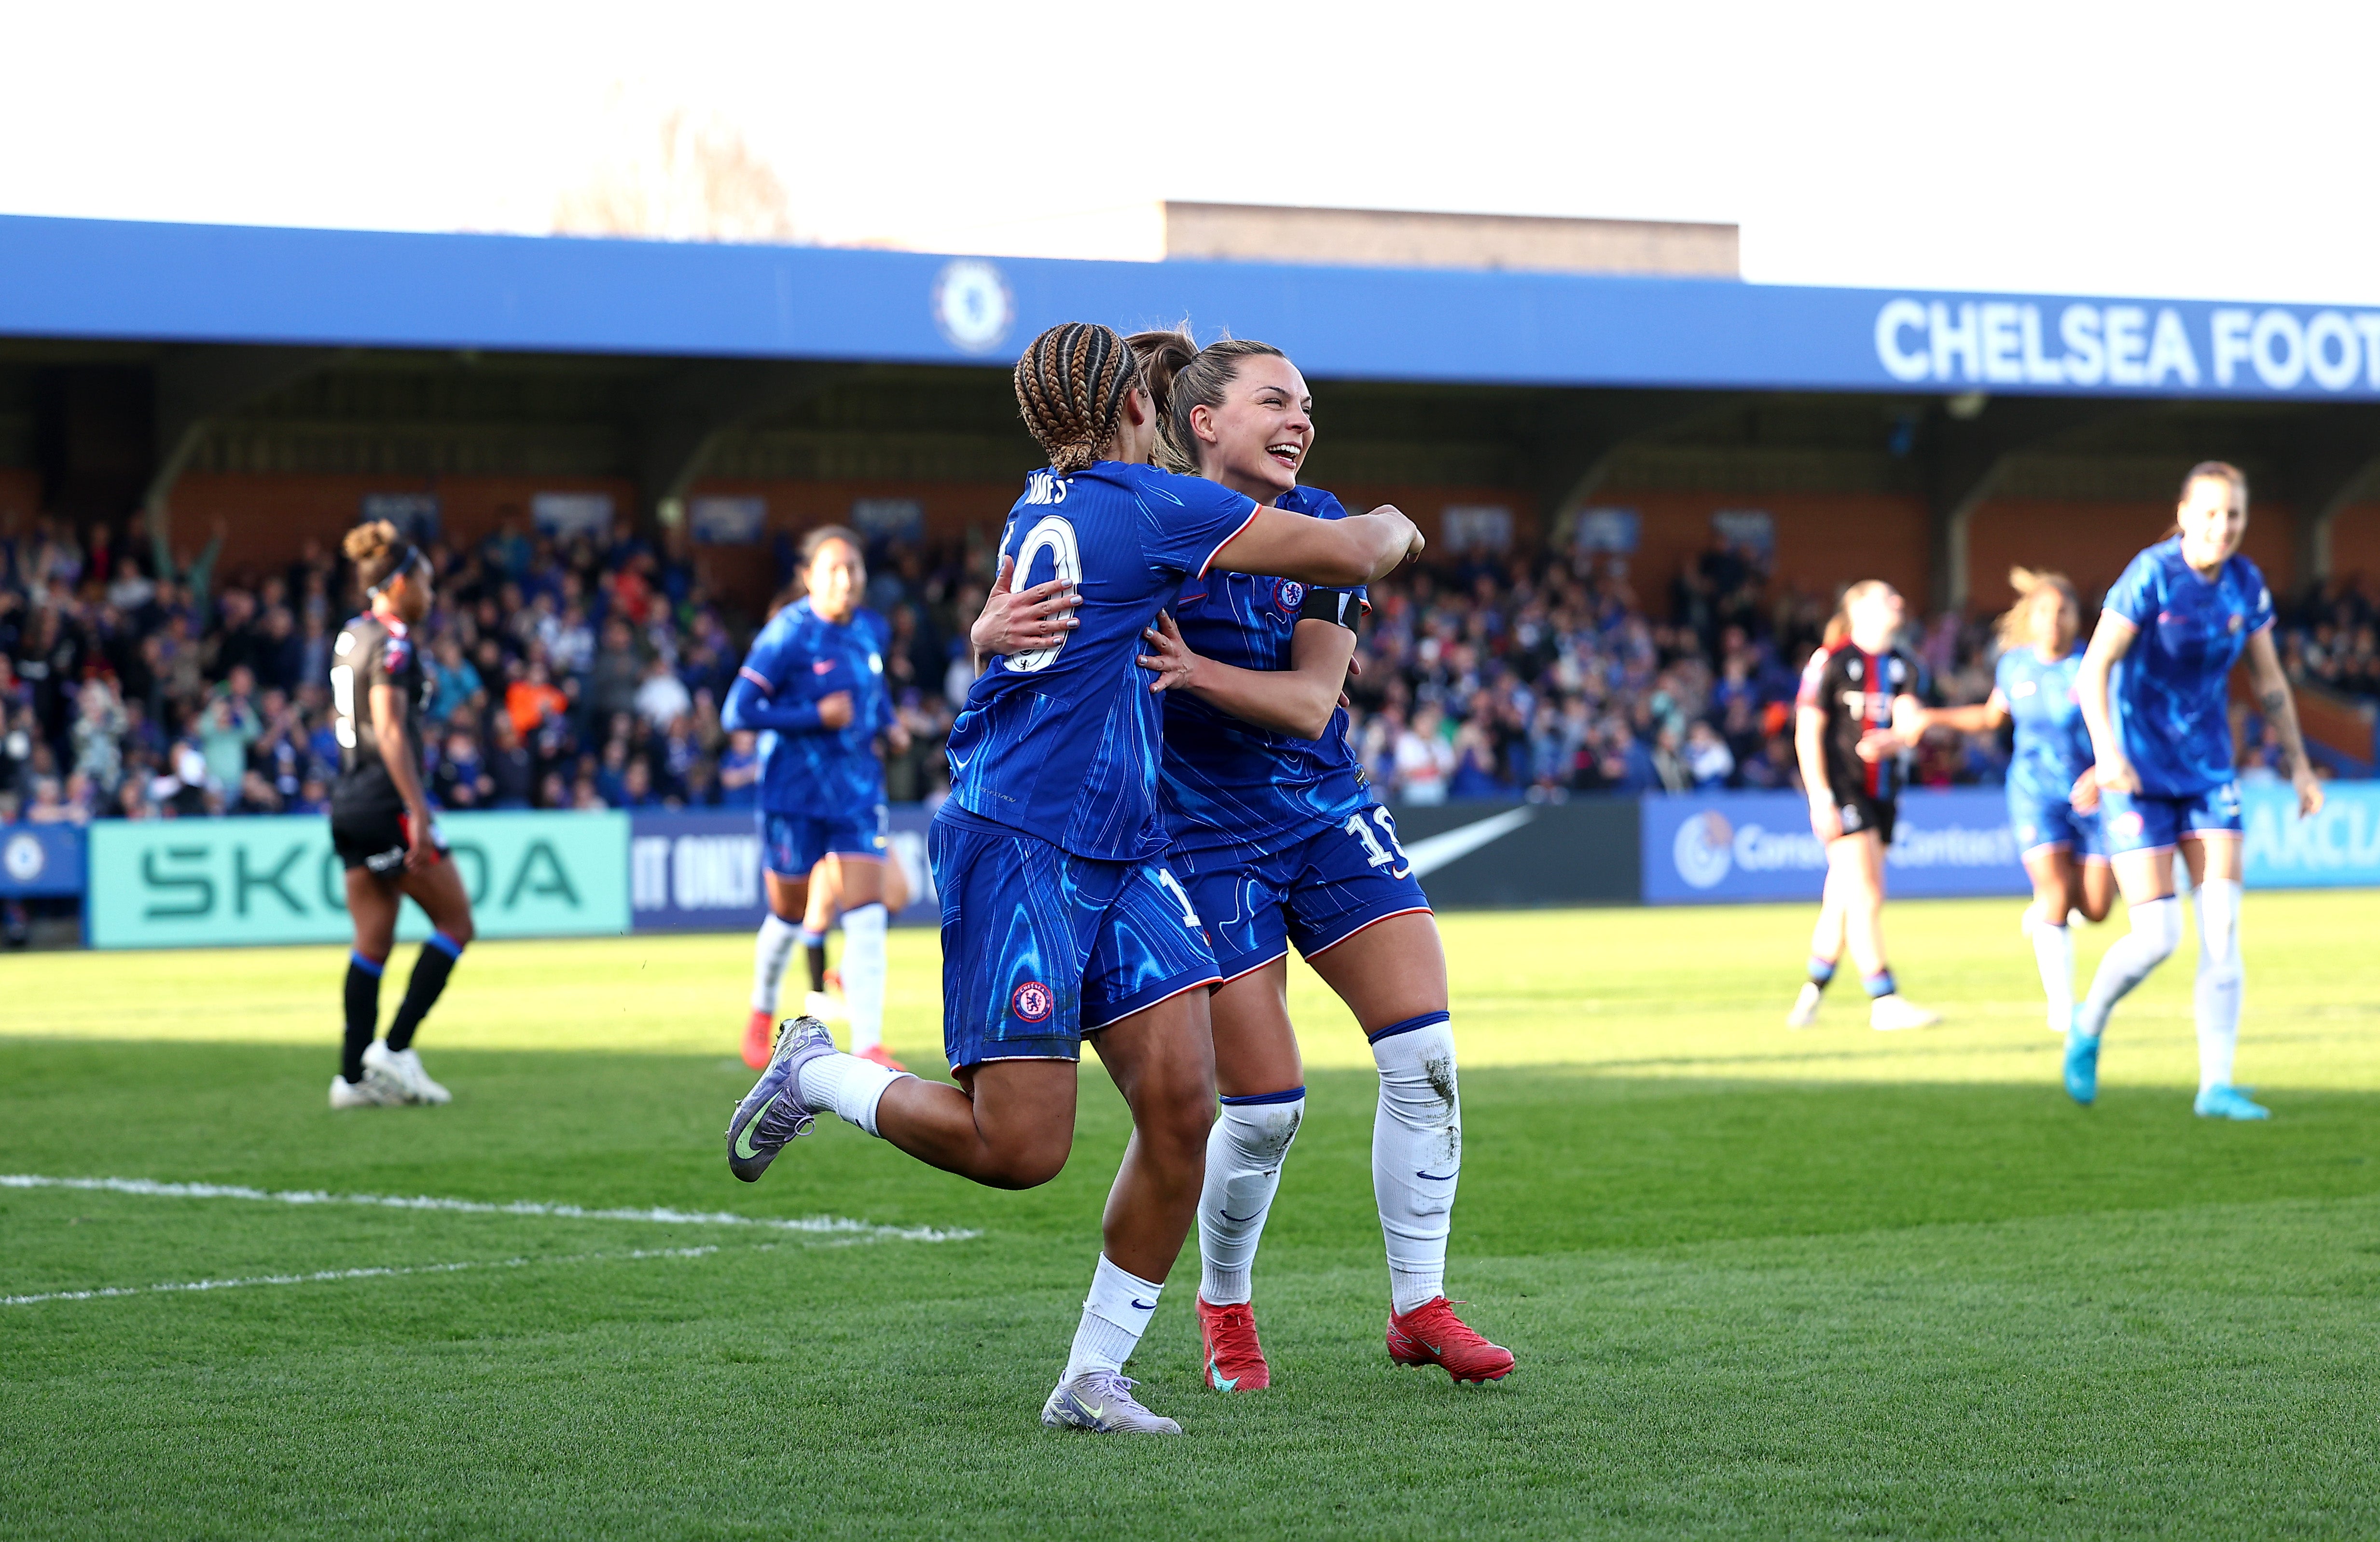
[2132,896,2184,962]
[977,1127,1071,1190]
[442,914,476,948]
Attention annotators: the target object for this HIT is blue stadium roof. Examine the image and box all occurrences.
[2,213,2376,403]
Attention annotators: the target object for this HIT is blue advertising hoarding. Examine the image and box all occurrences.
[628,809,938,934]
[1643,790,2029,905]
[0,826,84,897]
[2242,780,2380,889]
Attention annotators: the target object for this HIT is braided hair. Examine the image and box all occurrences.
[1014,322,1145,473]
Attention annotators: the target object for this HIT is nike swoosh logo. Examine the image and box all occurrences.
[951,751,975,771]
[1219,1210,1260,1223]
[1416,1170,1457,1181]
[1399,807,1538,879]
[1074,1395,1105,1423]
[1130,1298,1157,1311]
[1209,1358,1239,1392]
[733,1098,773,1160]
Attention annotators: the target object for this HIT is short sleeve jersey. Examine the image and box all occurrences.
[1160,484,1371,852]
[1797,642,1919,802]
[1995,647,2092,807]
[331,613,425,814]
[2102,537,2273,797]
[739,599,894,817]
[946,461,1260,861]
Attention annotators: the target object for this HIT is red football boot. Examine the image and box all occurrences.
[854,1043,908,1072]
[1386,1296,1514,1383]
[740,1009,775,1070]
[1197,1297,1271,1391]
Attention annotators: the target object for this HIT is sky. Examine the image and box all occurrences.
[4,0,2373,303]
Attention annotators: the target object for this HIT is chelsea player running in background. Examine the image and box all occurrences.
[725,323,1423,1435]
[2063,462,2322,1119]
[1927,568,2113,1031]
[981,327,1509,1391]
[723,527,908,1072]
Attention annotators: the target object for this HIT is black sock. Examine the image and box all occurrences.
[343,952,385,1082]
[387,931,465,1052]
[804,937,829,994]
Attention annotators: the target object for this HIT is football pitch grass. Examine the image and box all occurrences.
[4,894,2377,1539]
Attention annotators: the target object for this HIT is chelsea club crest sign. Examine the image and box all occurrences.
[932,259,1014,355]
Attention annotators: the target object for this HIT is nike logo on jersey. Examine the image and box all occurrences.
[812,661,835,674]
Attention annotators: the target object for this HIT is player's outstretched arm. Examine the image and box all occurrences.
[1135,612,1354,739]
[1211,505,1422,587]
[2075,610,2139,793]
[2243,629,2325,818]
[1922,692,2009,736]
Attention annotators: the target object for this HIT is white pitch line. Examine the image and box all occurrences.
[0,1174,979,1243]
[3,1245,720,1308]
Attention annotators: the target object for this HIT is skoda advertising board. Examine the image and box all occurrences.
[86,811,630,949]
[1644,789,2028,905]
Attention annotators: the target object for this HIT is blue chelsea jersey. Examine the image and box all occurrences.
[1994,647,2092,806]
[947,461,1260,861]
[2103,537,2273,797]
[723,599,895,817]
[1161,484,1372,852]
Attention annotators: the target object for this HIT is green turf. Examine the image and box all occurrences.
[4,895,2378,1539]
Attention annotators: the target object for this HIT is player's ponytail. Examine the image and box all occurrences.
[1124,328,1287,476]
[1014,322,1145,473]
[1996,566,2077,653]
[344,519,420,598]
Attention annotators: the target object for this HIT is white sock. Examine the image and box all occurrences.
[2031,921,2075,1029]
[1371,1011,1459,1315]
[794,1052,912,1138]
[1062,1253,1163,1381]
[840,902,888,1053]
[2076,896,2181,1037]
[751,913,801,1013]
[1197,1089,1305,1306]
[2193,879,2244,1093]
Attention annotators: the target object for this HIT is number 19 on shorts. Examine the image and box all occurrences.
[1342,807,1412,878]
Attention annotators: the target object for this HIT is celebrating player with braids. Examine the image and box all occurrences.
[725,322,1425,1435]
[977,327,1511,1392]
[326,520,474,1109]
[1924,568,2114,1031]
[2062,463,2322,1118]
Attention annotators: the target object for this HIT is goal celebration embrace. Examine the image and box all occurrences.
[723,321,1504,1435]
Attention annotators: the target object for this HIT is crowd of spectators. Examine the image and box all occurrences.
[2,507,2362,832]
[0,511,985,830]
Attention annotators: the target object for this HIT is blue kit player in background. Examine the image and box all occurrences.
[722,526,908,1072]
[2065,462,2324,1119]
[1927,568,2114,1031]
[723,322,1424,1435]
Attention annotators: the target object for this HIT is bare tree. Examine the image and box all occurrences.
[553,108,801,244]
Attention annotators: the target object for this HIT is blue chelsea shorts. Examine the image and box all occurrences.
[1170,805,1434,983]
[929,806,1220,1069]
[2101,780,2244,857]
[760,806,888,879]
[2007,785,2107,863]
